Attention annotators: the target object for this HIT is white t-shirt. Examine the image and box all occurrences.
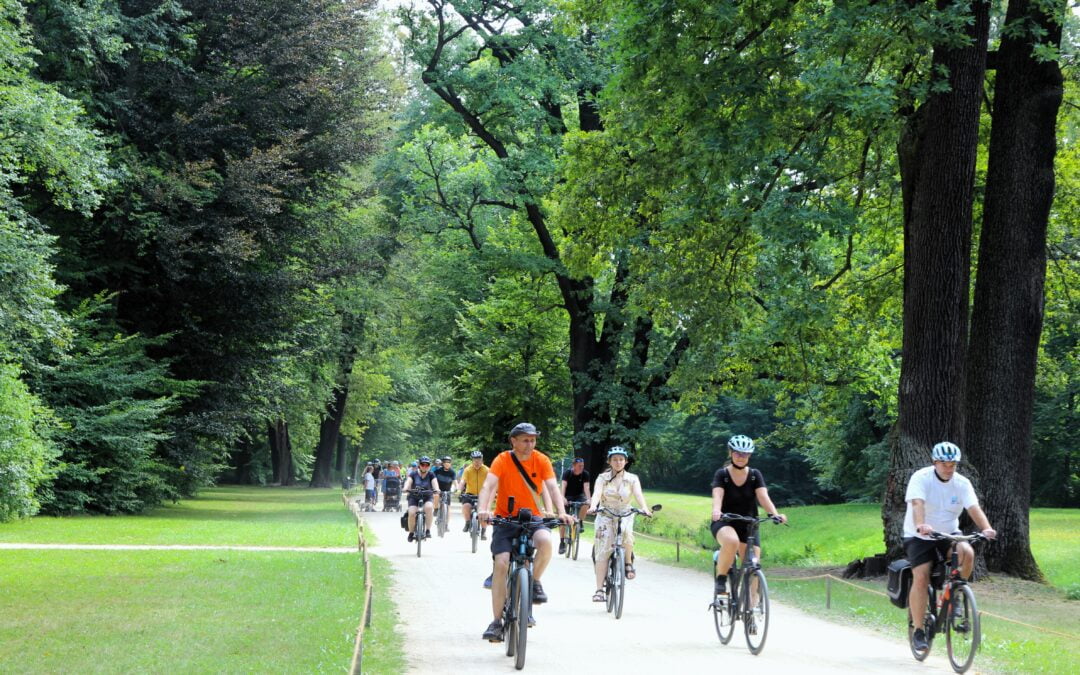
[903,466,979,539]
[363,473,375,490]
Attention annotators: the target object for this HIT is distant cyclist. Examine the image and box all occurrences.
[588,446,653,601]
[477,422,573,641]
[558,457,591,555]
[458,451,490,539]
[433,456,457,527]
[904,441,996,652]
[403,456,440,541]
[710,435,787,597]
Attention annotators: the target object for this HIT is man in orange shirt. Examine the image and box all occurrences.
[477,422,572,642]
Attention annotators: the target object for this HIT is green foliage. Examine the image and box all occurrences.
[0,360,56,521]
[31,295,195,514]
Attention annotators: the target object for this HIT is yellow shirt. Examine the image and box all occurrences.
[461,464,490,495]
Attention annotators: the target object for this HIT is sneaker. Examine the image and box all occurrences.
[424,530,431,539]
[482,619,504,642]
[912,628,929,652]
[532,580,548,604]
[481,530,488,540]
[463,522,471,533]
[483,574,493,589]
[527,614,536,628]
[408,532,415,542]
[558,539,568,555]
[714,575,727,596]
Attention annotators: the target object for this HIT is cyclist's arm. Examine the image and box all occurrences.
[560,479,568,498]
[403,476,414,492]
[589,474,606,512]
[631,476,651,514]
[910,498,932,535]
[477,472,500,520]
[965,504,994,537]
[754,486,786,523]
[543,476,571,523]
[583,480,591,502]
[711,486,724,520]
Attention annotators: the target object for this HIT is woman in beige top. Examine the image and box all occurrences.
[587,446,653,602]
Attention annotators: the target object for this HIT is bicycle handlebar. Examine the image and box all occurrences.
[595,507,654,518]
[928,531,990,543]
[489,515,563,530]
[716,512,785,525]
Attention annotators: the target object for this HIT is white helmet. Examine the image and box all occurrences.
[727,435,755,453]
[931,441,961,463]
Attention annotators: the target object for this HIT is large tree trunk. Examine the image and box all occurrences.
[311,386,349,487]
[269,418,294,486]
[964,0,1063,581]
[884,0,990,558]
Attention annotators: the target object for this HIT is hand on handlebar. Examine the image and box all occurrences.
[981,528,997,540]
[712,509,723,522]
[916,523,934,536]
[479,510,493,525]
[587,507,597,515]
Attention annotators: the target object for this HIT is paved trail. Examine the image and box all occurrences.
[364,501,958,674]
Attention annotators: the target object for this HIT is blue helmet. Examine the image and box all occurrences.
[607,446,629,458]
[931,442,961,463]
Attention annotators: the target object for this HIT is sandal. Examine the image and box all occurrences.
[592,589,606,602]
[625,563,636,580]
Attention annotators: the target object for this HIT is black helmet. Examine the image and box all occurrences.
[441,456,452,462]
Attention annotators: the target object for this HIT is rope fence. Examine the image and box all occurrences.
[342,492,374,675]
[625,526,1080,641]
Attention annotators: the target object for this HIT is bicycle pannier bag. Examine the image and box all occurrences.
[886,558,913,609]
[400,513,408,530]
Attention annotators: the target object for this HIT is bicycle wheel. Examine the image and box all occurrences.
[946,585,980,673]
[441,502,449,536]
[505,568,517,658]
[605,556,616,613]
[514,567,530,670]
[571,522,581,560]
[713,589,736,644]
[415,513,424,558]
[470,515,479,553]
[908,590,935,661]
[614,549,626,619]
[743,569,770,654]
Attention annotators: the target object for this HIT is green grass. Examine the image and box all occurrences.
[0,486,356,548]
[0,487,402,673]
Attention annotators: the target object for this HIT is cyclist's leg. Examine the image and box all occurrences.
[713,524,740,578]
[578,503,589,527]
[531,527,554,580]
[491,552,511,618]
[624,525,637,578]
[407,502,418,532]
[956,541,975,579]
[909,562,932,630]
[462,501,473,523]
[423,499,435,533]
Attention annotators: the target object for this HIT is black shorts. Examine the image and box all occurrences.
[490,518,550,557]
[565,495,588,506]
[710,519,749,543]
[407,492,434,508]
[903,536,952,568]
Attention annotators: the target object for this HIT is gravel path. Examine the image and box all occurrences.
[365,502,957,674]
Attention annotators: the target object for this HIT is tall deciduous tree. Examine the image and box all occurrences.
[964,0,1066,579]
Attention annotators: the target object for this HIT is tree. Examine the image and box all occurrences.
[964,0,1068,578]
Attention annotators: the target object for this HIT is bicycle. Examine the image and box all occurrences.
[709,512,784,655]
[563,500,588,560]
[908,531,989,673]
[461,493,480,553]
[489,507,562,670]
[405,488,433,558]
[595,505,660,619]
[436,488,451,537]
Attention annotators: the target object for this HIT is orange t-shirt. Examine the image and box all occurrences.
[489,450,555,517]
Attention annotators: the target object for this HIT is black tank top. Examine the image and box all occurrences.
[711,467,766,516]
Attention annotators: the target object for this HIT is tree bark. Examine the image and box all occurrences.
[269,418,294,486]
[964,0,1063,580]
[310,386,349,487]
[884,0,990,558]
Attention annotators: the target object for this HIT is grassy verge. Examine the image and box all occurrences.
[0,486,404,673]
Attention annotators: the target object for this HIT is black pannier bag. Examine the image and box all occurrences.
[886,558,913,608]
[400,513,409,530]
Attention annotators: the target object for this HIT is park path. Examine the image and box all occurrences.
[364,501,959,674]
[0,543,353,553]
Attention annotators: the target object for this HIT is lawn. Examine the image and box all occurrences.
[0,487,403,674]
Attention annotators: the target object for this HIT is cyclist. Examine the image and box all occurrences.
[904,441,996,652]
[433,456,457,528]
[362,465,376,508]
[587,446,653,601]
[457,451,490,539]
[477,422,573,642]
[710,435,787,598]
[371,460,382,499]
[558,457,591,555]
[403,456,441,542]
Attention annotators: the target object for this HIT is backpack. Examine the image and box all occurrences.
[886,559,913,609]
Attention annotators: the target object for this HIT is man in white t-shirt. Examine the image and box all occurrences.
[903,441,996,651]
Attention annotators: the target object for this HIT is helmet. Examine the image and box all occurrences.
[727,435,755,453]
[470,450,483,459]
[418,456,431,465]
[441,456,452,462]
[607,446,629,458]
[931,442,961,463]
[573,457,584,464]
[509,422,541,437]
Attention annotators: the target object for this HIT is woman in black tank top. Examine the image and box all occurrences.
[709,435,787,595]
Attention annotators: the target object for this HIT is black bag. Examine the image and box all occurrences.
[400,513,408,531]
[886,558,913,609]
